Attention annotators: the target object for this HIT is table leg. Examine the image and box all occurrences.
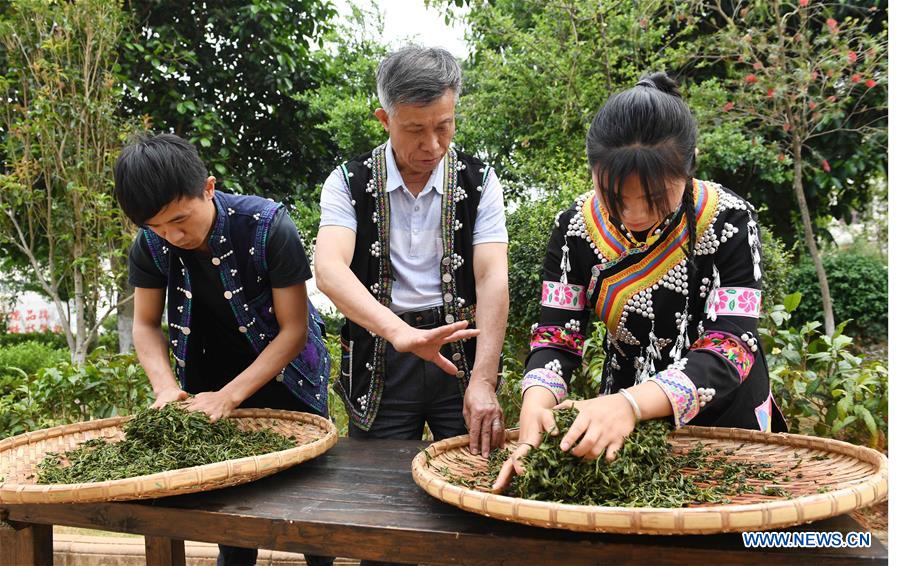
[145,535,186,566]
[0,516,53,566]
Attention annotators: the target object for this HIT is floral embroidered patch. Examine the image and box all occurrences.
[691,331,755,382]
[530,325,585,355]
[708,287,762,318]
[541,281,586,310]
[648,368,699,428]
[755,393,773,432]
[521,368,568,403]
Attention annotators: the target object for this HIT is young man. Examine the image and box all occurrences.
[315,46,509,461]
[114,133,332,566]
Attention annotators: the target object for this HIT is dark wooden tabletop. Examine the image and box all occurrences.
[1,439,888,564]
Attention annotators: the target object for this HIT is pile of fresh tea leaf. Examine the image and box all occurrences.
[37,403,297,483]
[458,408,793,507]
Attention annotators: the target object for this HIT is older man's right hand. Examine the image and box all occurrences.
[389,320,480,375]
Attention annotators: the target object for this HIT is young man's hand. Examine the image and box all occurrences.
[185,390,240,422]
[151,386,189,409]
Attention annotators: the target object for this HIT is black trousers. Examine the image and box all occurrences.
[347,331,469,441]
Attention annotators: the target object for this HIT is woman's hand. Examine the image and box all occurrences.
[556,394,637,461]
[491,401,558,493]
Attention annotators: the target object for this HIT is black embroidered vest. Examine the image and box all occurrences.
[335,145,489,430]
[142,191,330,414]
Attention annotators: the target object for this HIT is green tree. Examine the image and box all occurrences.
[0,0,133,364]
[696,0,887,335]
[293,1,388,239]
[452,0,793,209]
[119,0,338,199]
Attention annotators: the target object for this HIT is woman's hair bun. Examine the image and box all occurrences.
[635,72,681,98]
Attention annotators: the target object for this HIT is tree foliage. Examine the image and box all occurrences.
[293,2,388,240]
[692,0,886,334]
[119,0,338,199]
[0,0,133,364]
[452,0,793,206]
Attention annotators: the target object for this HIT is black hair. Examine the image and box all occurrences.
[113,133,209,226]
[585,71,699,256]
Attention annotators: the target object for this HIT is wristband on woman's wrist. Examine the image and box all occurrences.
[618,388,642,423]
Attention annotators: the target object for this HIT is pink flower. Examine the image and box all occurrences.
[822,159,831,172]
[826,18,838,32]
[723,101,735,112]
[716,291,731,312]
[848,51,858,64]
[866,79,877,88]
[851,74,861,84]
[799,0,809,6]
[738,290,759,313]
[745,74,758,84]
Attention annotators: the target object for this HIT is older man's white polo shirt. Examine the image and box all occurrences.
[319,140,508,314]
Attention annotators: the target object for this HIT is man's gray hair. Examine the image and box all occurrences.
[376,46,462,115]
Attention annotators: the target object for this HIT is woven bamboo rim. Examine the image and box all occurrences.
[0,409,337,504]
[412,426,888,535]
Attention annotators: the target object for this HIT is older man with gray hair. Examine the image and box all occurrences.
[315,46,509,461]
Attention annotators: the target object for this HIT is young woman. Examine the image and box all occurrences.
[495,72,786,490]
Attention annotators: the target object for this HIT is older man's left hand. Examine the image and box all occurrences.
[463,378,505,457]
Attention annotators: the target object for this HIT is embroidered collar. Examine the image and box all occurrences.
[582,178,703,261]
[592,180,720,334]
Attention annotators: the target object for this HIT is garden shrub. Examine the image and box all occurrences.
[505,191,577,358]
[0,349,152,439]
[324,332,349,436]
[760,293,887,449]
[496,352,524,427]
[759,227,793,314]
[0,341,69,378]
[96,314,120,352]
[786,247,887,340]
[0,331,68,349]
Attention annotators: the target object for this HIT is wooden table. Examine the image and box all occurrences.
[0,439,887,565]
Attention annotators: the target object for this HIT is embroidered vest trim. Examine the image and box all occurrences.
[335,145,486,430]
[142,192,330,414]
